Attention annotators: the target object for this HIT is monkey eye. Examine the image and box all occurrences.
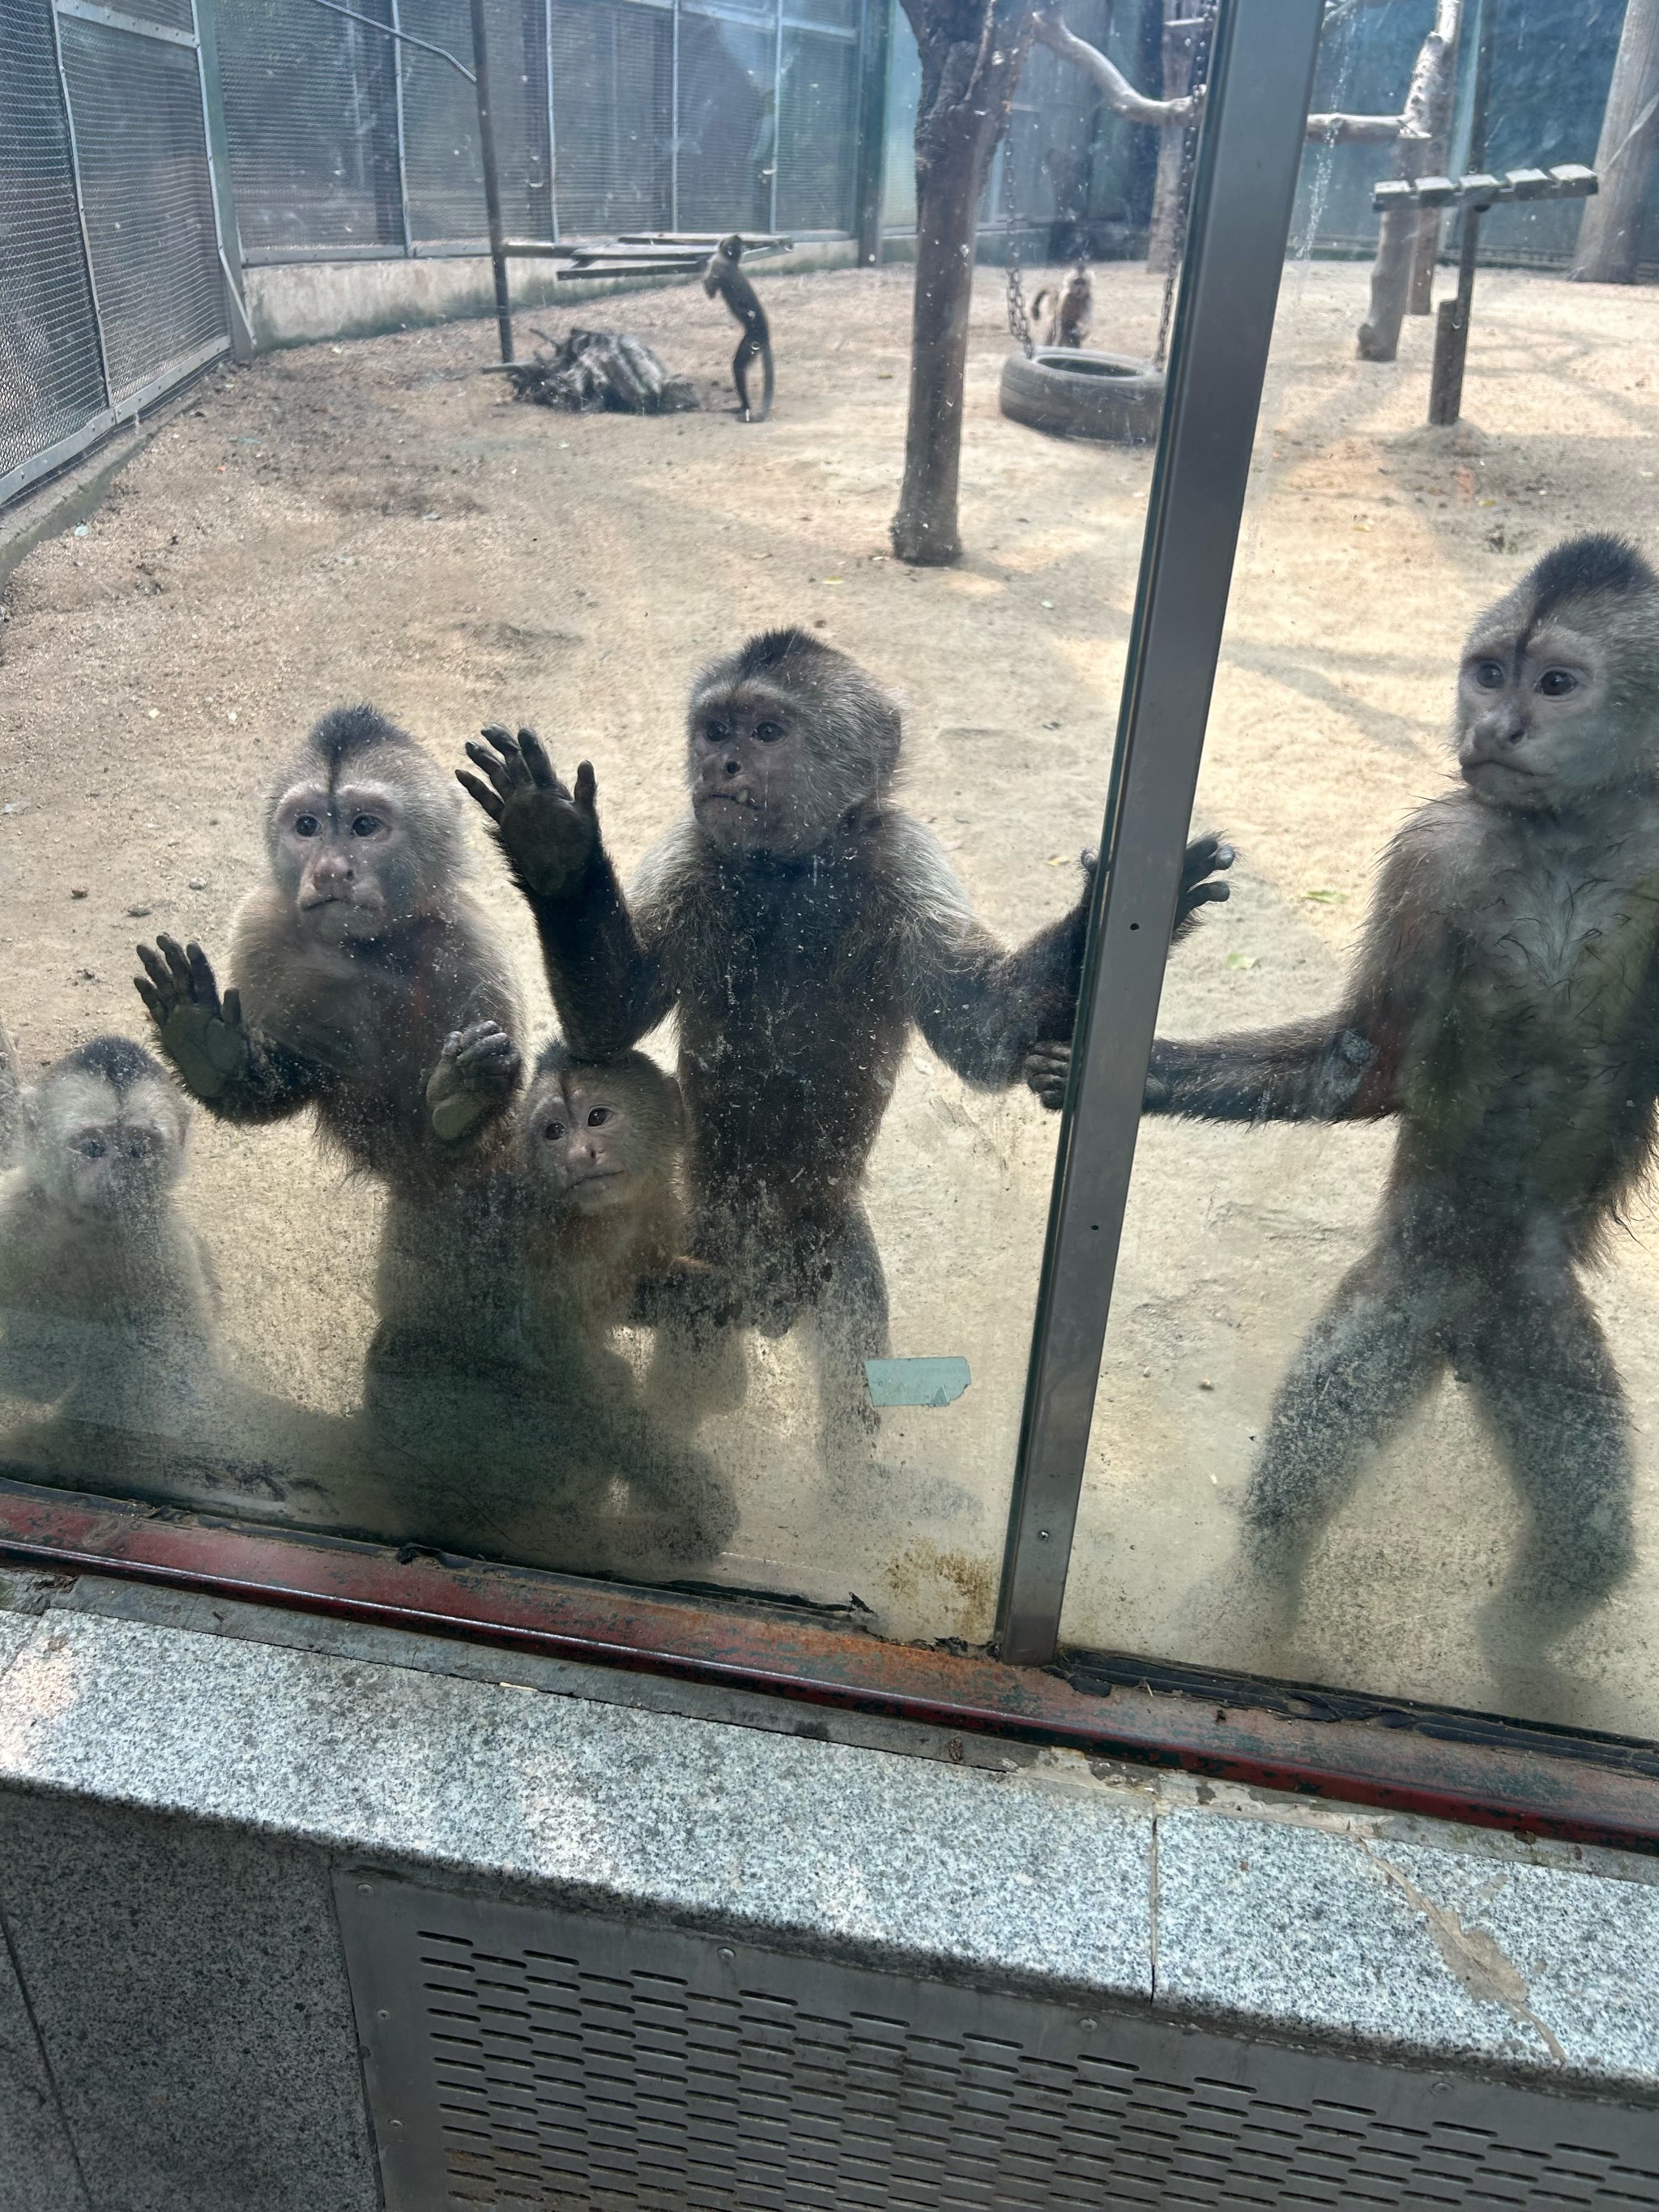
[586,1106,612,1127]
[73,1135,106,1159]
[544,1120,565,1141]
[1537,668,1577,698]
[294,813,320,836]
[754,720,785,743]
[350,813,381,837]
[703,720,730,745]
[1473,660,1506,691]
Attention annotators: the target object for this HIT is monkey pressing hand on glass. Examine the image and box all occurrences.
[703,234,773,424]
[458,628,1231,1461]
[133,706,522,1194]
[1118,535,1659,1686]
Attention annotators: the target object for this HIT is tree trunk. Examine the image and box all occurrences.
[889,0,1036,566]
[1572,0,1659,282]
[1145,4,1203,272]
[1357,0,1462,361]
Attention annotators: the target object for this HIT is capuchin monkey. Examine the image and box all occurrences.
[134,705,522,1195]
[458,628,1231,1462]
[703,235,774,424]
[1031,267,1094,349]
[366,1027,736,1567]
[1036,536,1659,1693]
[0,1035,351,1513]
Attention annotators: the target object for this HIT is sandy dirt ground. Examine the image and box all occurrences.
[1,254,1656,1731]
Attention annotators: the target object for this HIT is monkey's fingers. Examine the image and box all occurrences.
[135,942,177,1003]
[450,1018,506,1052]
[133,975,163,1023]
[1183,879,1231,910]
[516,727,562,793]
[574,761,598,815]
[464,738,522,798]
[182,940,224,1014]
[456,770,505,822]
[154,934,205,1003]
[220,989,244,1033]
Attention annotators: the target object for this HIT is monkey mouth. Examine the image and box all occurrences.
[699,790,760,812]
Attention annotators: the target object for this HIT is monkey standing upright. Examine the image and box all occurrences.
[1046,536,1659,1688]
[458,628,1232,1463]
[134,704,523,1195]
[703,235,774,424]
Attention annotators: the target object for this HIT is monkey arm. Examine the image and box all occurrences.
[525,846,673,1060]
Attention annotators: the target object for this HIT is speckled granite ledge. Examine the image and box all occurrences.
[0,1571,1657,2211]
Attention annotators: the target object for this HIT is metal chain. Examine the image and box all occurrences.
[1155,1,1216,370]
[1006,212,1034,356]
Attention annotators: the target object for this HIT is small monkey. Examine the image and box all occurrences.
[703,234,774,424]
[134,704,522,1196]
[1033,536,1659,1694]
[1031,267,1094,348]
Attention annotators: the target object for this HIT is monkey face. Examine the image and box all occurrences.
[530,1074,641,1214]
[689,686,823,857]
[34,1074,184,1218]
[273,779,414,941]
[1456,622,1614,809]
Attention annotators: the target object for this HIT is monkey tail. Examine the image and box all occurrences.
[757,344,774,424]
[1030,288,1052,322]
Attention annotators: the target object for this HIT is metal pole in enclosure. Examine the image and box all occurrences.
[470,0,515,361]
[1428,0,1494,425]
[992,0,1326,1670]
[853,0,892,265]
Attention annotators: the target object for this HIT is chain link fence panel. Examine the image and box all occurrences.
[549,0,672,236]
[217,0,403,258]
[676,5,774,233]
[56,11,229,404]
[0,0,108,493]
[398,0,549,243]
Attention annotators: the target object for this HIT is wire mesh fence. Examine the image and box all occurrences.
[1,0,231,509]
[214,0,865,259]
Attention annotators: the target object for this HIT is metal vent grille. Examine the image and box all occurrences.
[216,0,403,256]
[56,15,227,403]
[0,0,108,486]
[337,1873,1659,2212]
[549,0,672,237]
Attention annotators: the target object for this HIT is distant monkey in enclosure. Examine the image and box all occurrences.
[1038,537,1659,1684]
[1031,267,1094,349]
[703,234,774,424]
[458,629,1231,1459]
[134,705,522,1194]
[0,1036,215,1438]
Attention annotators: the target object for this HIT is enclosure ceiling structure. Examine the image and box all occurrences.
[0,0,232,507]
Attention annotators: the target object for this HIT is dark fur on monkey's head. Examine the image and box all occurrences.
[1457,534,1659,810]
[714,234,744,263]
[264,703,466,935]
[687,627,902,858]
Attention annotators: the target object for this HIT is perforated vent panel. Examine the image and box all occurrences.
[336,1873,1659,2212]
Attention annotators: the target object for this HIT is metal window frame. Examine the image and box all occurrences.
[996,0,1327,1668]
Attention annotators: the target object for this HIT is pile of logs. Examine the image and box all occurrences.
[489,328,700,413]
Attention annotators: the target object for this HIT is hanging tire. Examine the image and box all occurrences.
[999,348,1166,445]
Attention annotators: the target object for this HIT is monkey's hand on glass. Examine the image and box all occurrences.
[458,724,599,902]
[427,1018,522,1143]
[133,935,256,1103]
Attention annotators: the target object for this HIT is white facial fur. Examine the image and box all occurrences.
[29,1072,186,1217]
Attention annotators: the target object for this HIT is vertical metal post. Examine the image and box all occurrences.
[671,0,681,230]
[853,0,892,263]
[470,0,515,360]
[1428,0,1494,426]
[192,0,256,361]
[770,0,783,233]
[47,0,115,408]
[992,0,1326,1670]
[390,0,415,253]
[545,0,559,241]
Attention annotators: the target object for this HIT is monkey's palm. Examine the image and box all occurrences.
[458,724,599,903]
[134,937,251,1101]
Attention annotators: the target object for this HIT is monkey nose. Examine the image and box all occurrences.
[723,757,742,777]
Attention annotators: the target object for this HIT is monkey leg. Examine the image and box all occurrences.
[1463,1270,1636,1672]
[1241,1243,1448,1631]
[732,334,770,424]
[798,1202,890,1467]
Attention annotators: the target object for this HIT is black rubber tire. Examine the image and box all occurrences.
[999,347,1166,444]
